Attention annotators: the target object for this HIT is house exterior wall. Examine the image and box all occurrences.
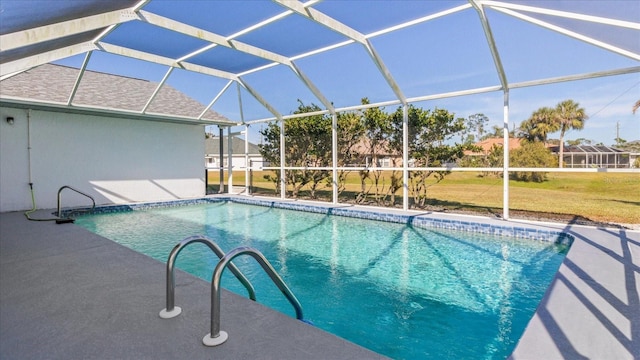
[0,107,205,212]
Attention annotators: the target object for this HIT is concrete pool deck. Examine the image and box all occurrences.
[1,198,638,359]
[0,210,386,360]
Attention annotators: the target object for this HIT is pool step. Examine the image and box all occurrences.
[55,218,75,224]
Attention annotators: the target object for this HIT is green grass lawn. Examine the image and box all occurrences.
[208,170,640,225]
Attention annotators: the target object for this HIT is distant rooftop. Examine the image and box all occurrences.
[549,144,628,153]
[205,136,261,155]
[465,137,523,156]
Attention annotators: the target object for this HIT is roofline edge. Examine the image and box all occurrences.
[0,97,236,127]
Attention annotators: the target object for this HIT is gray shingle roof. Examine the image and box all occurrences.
[205,136,261,155]
[548,144,627,153]
[0,63,232,124]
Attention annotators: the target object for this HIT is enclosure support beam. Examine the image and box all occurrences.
[502,91,510,220]
[472,0,511,220]
[199,81,232,120]
[142,67,173,114]
[275,0,406,105]
[219,127,224,193]
[470,0,508,90]
[235,82,249,191]
[97,43,238,81]
[138,8,333,114]
[228,129,233,193]
[280,120,286,200]
[332,112,338,204]
[492,7,640,61]
[67,51,92,105]
[0,42,97,77]
[245,125,250,195]
[402,104,409,211]
[236,77,282,122]
[0,8,138,52]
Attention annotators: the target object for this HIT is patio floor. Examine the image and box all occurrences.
[0,209,386,360]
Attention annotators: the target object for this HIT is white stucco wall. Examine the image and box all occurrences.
[0,107,205,212]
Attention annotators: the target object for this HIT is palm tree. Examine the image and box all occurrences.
[519,107,558,143]
[554,100,588,168]
[633,99,640,114]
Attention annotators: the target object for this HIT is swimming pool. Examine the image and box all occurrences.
[74,199,570,359]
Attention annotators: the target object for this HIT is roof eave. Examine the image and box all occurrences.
[0,96,236,126]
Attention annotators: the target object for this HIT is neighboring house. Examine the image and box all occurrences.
[464,138,633,168]
[351,138,401,168]
[464,137,523,156]
[205,136,264,169]
[548,144,633,168]
[608,140,640,168]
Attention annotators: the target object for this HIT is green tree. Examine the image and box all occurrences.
[482,125,502,140]
[334,110,365,195]
[389,106,470,208]
[459,143,504,177]
[260,100,479,207]
[615,139,640,152]
[554,100,588,168]
[358,98,393,205]
[481,124,515,140]
[567,138,592,146]
[259,101,332,198]
[462,113,489,145]
[258,122,283,194]
[289,102,332,198]
[518,107,558,143]
[483,144,504,177]
[615,137,627,147]
[510,142,558,182]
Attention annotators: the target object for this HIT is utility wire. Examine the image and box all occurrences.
[588,80,640,119]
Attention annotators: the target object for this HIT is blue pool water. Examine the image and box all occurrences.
[75,201,569,359]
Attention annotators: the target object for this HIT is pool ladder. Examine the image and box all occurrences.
[159,235,305,347]
[56,185,96,224]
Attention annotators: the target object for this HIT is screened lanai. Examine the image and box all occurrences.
[559,144,632,168]
[1,0,639,218]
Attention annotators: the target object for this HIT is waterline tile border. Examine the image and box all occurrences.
[66,197,573,245]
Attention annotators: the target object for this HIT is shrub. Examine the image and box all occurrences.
[458,144,503,178]
[510,141,558,182]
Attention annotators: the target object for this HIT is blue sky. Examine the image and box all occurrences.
[45,0,639,146]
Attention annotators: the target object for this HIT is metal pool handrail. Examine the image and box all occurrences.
[159,236,256,319]
[203,246,304,347]
[57,185,96,218]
